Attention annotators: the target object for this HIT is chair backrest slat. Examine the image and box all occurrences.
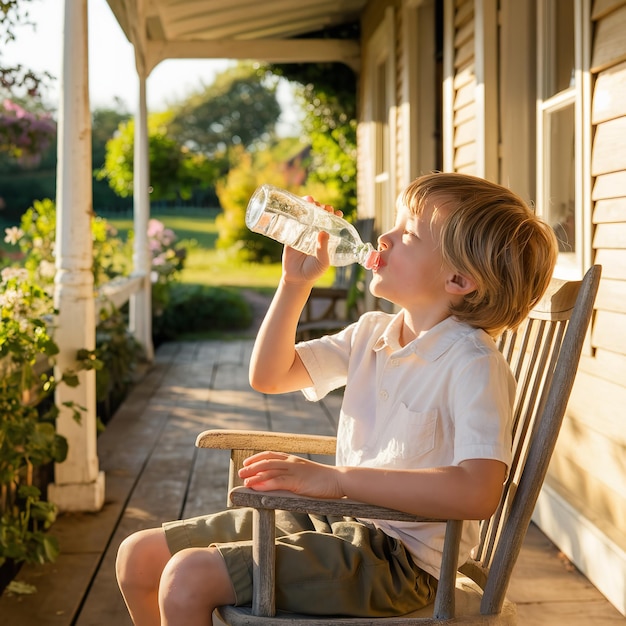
[464,266,601,615]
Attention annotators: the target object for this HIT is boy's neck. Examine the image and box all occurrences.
[400,308,452,346]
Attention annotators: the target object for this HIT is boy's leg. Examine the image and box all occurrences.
[159,546,236,625]
[116,527,170,626]
[116,527,236,626]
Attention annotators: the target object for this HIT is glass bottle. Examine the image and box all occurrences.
[245,185,378,269]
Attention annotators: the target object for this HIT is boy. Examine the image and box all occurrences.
[116,172,558,625]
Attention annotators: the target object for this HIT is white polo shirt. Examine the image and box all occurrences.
[295,311,515,579]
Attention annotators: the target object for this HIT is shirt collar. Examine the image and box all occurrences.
[373,312,476,361]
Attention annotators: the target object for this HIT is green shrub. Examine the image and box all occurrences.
[153,283,252,342]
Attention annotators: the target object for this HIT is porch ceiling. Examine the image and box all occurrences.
[105,0,366,75]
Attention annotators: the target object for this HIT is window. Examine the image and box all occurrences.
[536,0,591,278]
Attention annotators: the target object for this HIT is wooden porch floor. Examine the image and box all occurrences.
[1,339,624,626]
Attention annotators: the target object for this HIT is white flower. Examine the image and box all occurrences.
[1,267,29,284]
[38,260,56,279]
[4,226,24,245]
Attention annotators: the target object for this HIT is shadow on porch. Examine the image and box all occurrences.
[0,339,623,625]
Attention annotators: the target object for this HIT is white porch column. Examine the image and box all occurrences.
[48,0,105,512]
[129,73,154,361]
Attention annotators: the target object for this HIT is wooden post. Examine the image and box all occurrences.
[49,0,105,512]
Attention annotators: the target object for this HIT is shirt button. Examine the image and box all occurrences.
[390,359,399,367]
[379,389,389,401]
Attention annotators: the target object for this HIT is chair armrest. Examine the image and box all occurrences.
[196,429,337,456]
[229,486,444,523]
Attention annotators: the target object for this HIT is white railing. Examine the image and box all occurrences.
[94,273,146,323]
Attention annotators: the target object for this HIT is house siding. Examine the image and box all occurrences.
[546,0,626,555]
[451,0,477,174]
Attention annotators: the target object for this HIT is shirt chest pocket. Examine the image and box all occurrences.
[380,404,438,464]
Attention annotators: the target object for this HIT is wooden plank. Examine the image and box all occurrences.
[594,247,626,279]
[580,345,626,388]
[454,141,477,169]
[591,117,626,175]
[454,78,476,112]
[555,417,626,497]
[453,116,477,148]
[0,553,100,626]
[592,309,626,353]
[593,222,626,247]
[569,369,626,442]
[454,99,476,126]
[455,37,474,70]
[594,197,626,222]
[591,3,626,72]
[592,170,626,199]
[454,0,474,29]
[594,277,626,313]
[454,16,474,49]
[77,413,199,626]
[592,0,626,22]
[547,454,626,549]
[592,61,626,124]
[453,63,475,90]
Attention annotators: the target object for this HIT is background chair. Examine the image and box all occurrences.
[197,265,601,625]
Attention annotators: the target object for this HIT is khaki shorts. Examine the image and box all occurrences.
[163,507,437,618]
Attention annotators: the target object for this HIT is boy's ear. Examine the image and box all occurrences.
[445,272,477,295]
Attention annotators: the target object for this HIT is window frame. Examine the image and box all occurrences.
[536,0,592,280]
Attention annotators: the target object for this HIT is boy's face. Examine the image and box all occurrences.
[369,199,452,313]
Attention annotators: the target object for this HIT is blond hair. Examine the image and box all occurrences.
[400,172,558,336]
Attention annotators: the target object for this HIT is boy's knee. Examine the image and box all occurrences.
[159,547,233,613]
[116,528,167,588]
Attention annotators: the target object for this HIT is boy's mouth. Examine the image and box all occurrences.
[371,253,385,272]
[364,250,380,270]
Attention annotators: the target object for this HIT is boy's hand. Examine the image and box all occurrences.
[281,197,338,285]
[239,450,344,499]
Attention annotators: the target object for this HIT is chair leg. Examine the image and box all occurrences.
[252,508,276,617]
[433,520,463,619]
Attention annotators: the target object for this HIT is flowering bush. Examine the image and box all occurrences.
[0,99,56,165]
[0,268,88,568]
[148,218,185,281]
[5,198,129,290]
[145,218,187,317]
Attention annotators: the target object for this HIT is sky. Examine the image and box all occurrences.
[3,0,300,131]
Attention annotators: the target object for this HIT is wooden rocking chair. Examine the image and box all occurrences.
[196,265,601,625]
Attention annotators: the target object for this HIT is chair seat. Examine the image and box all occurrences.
[216,576,517,625]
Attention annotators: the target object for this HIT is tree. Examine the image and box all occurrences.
[167,62,281,169]
[96,110,215,202]
[98,63,282,205]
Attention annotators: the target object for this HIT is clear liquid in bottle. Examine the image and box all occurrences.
[246,185,378,268]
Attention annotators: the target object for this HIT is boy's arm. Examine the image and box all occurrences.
[249,278,315,394]
[239,453,506,521]
[249,232,331,394]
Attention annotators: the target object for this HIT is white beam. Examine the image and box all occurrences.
[145,38,361,73]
